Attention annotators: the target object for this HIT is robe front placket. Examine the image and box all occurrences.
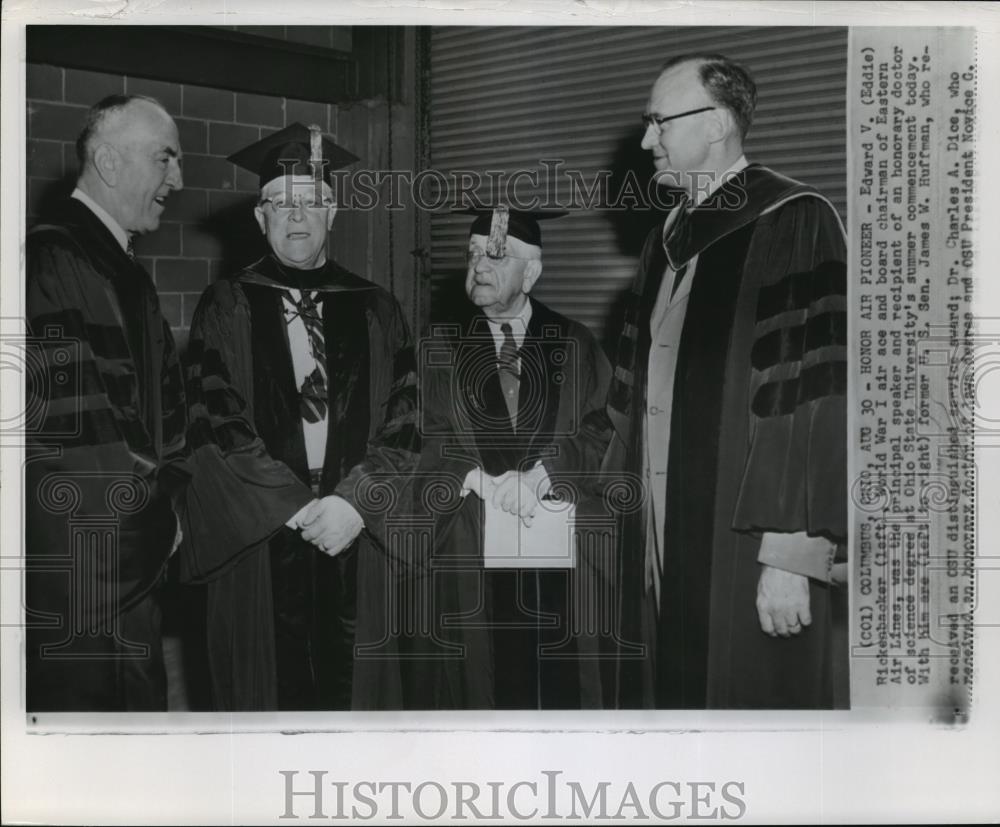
[643,234,698,609]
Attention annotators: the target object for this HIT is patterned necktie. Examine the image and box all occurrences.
[662,195,692,272]
[286,290,328,423]
[497,322,520,428]
[126,237,136,262]
[663,196,693,300]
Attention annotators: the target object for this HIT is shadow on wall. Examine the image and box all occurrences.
[33,174,76,223]
[603,125,668,260]
[598,127,685,352]
[199,194,268,279]
[428,269,471,331]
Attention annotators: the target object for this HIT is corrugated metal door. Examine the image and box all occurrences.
[429,25,847,344]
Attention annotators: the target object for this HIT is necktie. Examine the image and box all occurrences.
[126,237,136,262]
[286,290,328,423]
[662,195,692,273]
[662,196,693,301]
[498,322,520,428]
[669,263,688,302]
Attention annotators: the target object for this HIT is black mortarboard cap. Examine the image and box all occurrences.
[226,122,360,188]
[461,206,567,256]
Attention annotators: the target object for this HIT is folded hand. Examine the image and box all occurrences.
[286,498,320,530]
[490,465,552,527]
[300,495,364,557]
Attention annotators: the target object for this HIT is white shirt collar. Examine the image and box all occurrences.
[71,187,130,253]
[485,298,533,352]
[666,154,751,234]
[662,155,751,260]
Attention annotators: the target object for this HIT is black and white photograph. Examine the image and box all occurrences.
[2,2,998,824]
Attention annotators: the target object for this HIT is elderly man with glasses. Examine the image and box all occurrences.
[607,54,849,709]
[181,123,417,711]
[394,206,615,709]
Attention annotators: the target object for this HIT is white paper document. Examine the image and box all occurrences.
[482,499,576,568]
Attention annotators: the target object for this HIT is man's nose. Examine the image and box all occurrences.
[640,124,658,150]
[167,159,183,191]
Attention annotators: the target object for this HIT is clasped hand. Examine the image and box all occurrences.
[465,464,552,527]
[286,495,363,557]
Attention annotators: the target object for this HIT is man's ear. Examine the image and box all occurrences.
[254,205,267,235]
[522,259,542,294]
[706,108,732,144]
[326,204,338,229]
[92,143,119,187]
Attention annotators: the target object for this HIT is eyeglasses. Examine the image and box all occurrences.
[260,196,336,212]
[466,248,538,267]
[641,106,716,131]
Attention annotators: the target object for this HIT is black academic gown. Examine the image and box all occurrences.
[398,298,615,709]
[182,255,417,711]
[25,198,188,711]
[606,165,849,709]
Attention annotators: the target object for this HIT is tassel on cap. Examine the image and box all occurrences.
[309,124,323,181]
[459,206,568,250]
[486,206,510,259]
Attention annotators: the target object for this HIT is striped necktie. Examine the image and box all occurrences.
[662,196,691,268]
[498,322,520,427]
[285,290,328,423]
[662,196,693,300]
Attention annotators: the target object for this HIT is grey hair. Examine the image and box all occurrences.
[74,94,165,167]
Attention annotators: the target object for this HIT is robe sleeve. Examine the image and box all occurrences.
[179,280,313,583]
[402,335,483,568]
[156,308,191,506]
[25,232,177,609]
[336,321,482,573]
[541,323,615,498]
[340,326,479,566]
[412,334,481,494]
[334,295,425,540]
[732,195,848,544]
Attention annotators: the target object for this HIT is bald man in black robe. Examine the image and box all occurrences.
[25,94,187,711]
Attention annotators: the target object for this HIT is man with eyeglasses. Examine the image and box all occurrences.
[181,123,417,710]
[396,206,615,709]
[607,54,848,708]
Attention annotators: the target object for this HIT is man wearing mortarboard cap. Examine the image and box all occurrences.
[400,205,616,709]
[180,123,418,711]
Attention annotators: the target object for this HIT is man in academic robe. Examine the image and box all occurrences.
[25,94,187,711]
[607,54,849,709]
[181,123,417,711]
[394,207,616,709]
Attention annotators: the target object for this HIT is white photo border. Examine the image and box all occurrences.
[2,2,999,823]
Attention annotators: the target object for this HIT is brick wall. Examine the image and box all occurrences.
[26,59,414,351]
